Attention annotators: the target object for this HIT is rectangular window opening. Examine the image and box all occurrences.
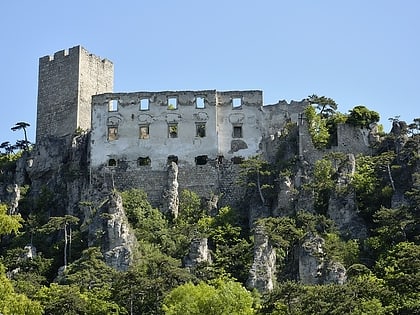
[109,99,118,112]
[233,125,243,138]
[137,157,151,166]
[108,126,118,141]
[196,123,206,137]
[195,97,205,109]
[168,97,178,110]
[139,125,149,139]
[168,123,178,138]
[140,99,149,111]
[232,97,242,108]
[195,155,208,165]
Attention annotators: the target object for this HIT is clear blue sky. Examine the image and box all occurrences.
[1,0,419,145]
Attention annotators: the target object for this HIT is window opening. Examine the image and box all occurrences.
[108,126,118,141]
[140,98,149,111]
[195,155,208,165]
[108,159,117,167]
[139,125,149,139]
[195,97,205,108]
[168,97,178,110]
[167,155,178,164]
[168,123,178,138]
[232,97,242,108]
[233,125,243,138]
[137,156,151,166]
[109,99,118,111]
[232,156,244,164]
[196,123,206,137]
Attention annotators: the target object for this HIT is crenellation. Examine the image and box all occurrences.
[36,46,372,214]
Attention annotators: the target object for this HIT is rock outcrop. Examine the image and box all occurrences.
[247,224,276,292]
[298,233,346,285]
[163,161,179,218]
[183,238,212,268]
[88,192,136,271]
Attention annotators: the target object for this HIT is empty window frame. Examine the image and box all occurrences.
[167,96,178,110]
[108,126,118,141]
[137,156,151,166]
[196,122,206,137]
[108,159,117,166]
[139,125,150,139]
[195,96,205,109]
[232,97,242,108]
[195,155,208,165]
[140,98,150,111]
[233,125,243,138]
[167,155,178,164]
[109,99,118,112]
[168,123,178,138]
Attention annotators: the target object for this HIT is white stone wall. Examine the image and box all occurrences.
[90,90,307,170]
[91,90,219,169]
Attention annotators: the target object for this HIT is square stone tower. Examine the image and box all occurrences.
[36,46,113,144]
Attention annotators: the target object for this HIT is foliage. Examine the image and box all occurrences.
[304,105,330,149]
[40,215,80,269]
[323,233,360,267]
[0,263,43,315]
[36,283,124,315]
[198,206,253,283]
[0,203,23,236]
[112,242,193,315]
[351,152,396,218]
[307,94,338,119]
[239,155,274,204]
[62,247,117,290]
[162,278,258,315]
[347,105,380,128]
[257,217,303,260]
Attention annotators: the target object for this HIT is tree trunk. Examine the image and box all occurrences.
[63,223,68,270]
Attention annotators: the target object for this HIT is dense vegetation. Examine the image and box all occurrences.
[0,106,419,314]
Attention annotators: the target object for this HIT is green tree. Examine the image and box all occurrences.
[112,242,194,315]
[307,94,338,119]
[347,105,380,128]
[36,283,124,315]
[162,278,257,315]
[239,155,274,204]
[63,247,117,290]
[40,215,80,270]
[0,263,43,315]
[0,203,23,236]
[11,121,31,151]
[304,105,330,149]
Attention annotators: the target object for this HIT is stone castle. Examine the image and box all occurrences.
[1,45,379,284]
[33,45,373,211]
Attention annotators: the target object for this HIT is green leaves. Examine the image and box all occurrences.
[0,204,23,236]
[162,279,257,315]
[347,106,380,128]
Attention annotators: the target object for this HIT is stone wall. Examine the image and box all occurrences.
[36,46,113,145]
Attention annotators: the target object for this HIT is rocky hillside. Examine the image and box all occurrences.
[0,107,419,314]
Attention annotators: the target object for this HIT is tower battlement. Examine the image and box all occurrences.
[36,46,114,144]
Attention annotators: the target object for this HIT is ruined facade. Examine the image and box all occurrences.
[35,46,307,207]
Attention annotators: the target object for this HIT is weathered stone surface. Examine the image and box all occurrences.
[298,233,347,285]
[274,175,295,217]
[88,192,135,271]
[163,162,179,218]
[299,233,325,285]
[183,238,212,268]
[247,225,276,292]
[327,154,367,239]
